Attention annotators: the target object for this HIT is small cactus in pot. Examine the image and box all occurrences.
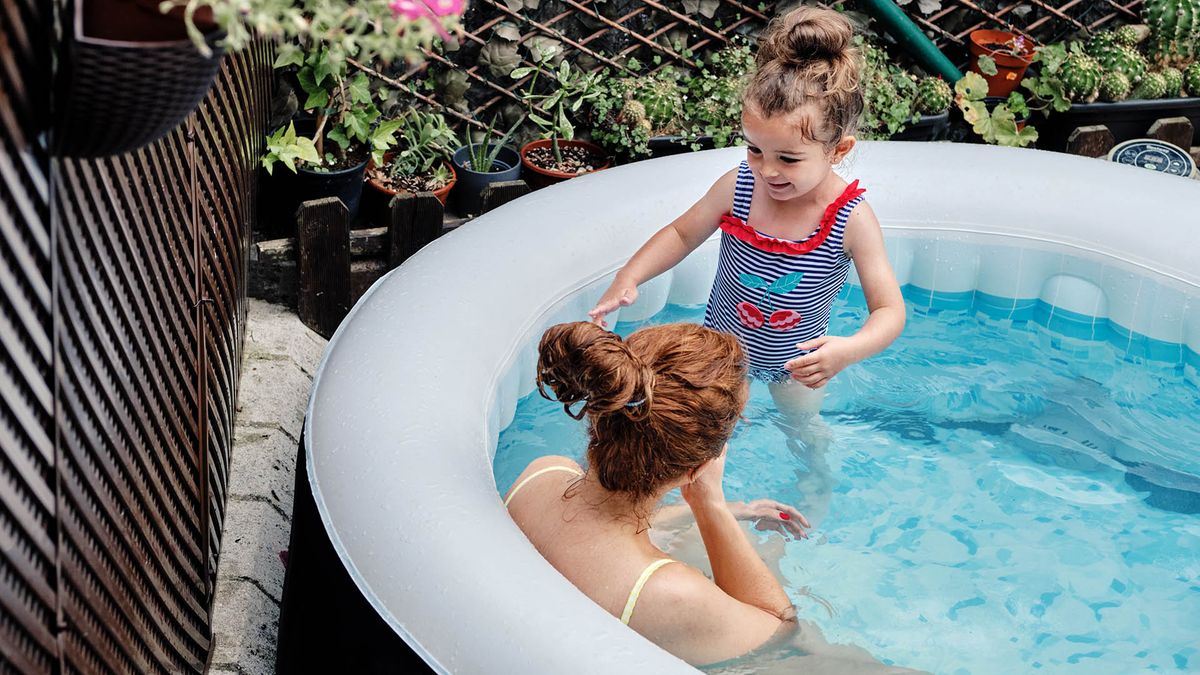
[1185,62,1200,94]
[1142,0,1200,66]
[1098,71,1133,101]
[1059,52,1104,102]
[914,77,953,114]
[1089,42,1150,84]
[1132,70,1170,98]
[1160,66,1185,95]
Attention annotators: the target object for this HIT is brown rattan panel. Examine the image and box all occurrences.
[2,0,268,671]
[0,0,56,673]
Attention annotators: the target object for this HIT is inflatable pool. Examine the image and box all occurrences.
[303,143,1200,673]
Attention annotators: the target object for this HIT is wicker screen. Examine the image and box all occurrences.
[0,0,270,671]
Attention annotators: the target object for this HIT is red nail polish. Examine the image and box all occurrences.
[779,512,790,520]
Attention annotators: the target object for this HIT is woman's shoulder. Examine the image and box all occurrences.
[503,456,583,507]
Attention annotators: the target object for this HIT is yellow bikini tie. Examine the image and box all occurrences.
[620,559,676,625]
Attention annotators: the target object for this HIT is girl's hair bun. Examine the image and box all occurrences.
[757,6,854,68]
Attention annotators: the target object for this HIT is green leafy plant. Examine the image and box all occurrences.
[682,43,754,149]
[462,114,526,173]
[954,71,1038,147]
[858,36,920,140]
[262,46,401,175]
[512,46,605,163]
[383,110,458,183]
[164,0,463,67]
[261,121,319,175]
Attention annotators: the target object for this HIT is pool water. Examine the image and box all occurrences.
[493,299,1200,674]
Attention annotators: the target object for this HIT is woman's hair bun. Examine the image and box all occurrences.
[537,322,654,421]
[757,6,854,68]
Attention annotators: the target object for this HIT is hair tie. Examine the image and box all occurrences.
[624,398,646,409]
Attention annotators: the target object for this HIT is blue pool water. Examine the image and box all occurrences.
[493,299,1200,674]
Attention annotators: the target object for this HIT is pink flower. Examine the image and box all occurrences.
[389,0,463,20]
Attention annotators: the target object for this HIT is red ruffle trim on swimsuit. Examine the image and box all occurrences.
[717,180,865,255]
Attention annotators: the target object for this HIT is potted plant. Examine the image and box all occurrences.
[364,110,459,226]
[261,46,405,229]
[954,71,1038,147]
[590,64,685,161]
[1023,31,1200,151]
[450,114,526,216]
[167,0,463,61]
[678,44,755,152]
[969,30,1035,97]
[512,46,610,189]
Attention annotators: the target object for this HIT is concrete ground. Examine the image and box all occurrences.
[208,299,327,675]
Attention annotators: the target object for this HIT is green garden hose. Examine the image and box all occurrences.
[859,0,964,82]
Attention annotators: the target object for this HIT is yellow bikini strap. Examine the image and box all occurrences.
[503,465,582,508]
[620,559,676,625]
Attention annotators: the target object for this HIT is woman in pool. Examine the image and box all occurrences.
[504,321,809,665]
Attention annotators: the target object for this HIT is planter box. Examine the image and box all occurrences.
[890,111,950,142]
[647,135,717,159]
[1033,97,1200,152]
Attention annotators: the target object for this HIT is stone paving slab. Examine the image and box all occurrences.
[208,299,326,674]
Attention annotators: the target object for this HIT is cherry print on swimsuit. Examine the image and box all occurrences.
[734,272,804,330]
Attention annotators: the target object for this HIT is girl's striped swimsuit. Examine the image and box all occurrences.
[703,161,866,382]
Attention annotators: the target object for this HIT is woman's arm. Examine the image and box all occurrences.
[785,201,905,388]
[588,170,735,325]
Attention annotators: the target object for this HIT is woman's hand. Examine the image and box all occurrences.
[730,500,810,539]
[588,279,639,328]
[681,446,728,508]
[784,335,857,389]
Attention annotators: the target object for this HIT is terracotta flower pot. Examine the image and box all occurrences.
[519,139,611,190]
[364,154,455,226]
[969,29,1034,98]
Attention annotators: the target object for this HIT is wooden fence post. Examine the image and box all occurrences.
[1066,125,1115,158]
[388,192,444,268]
[479,180,531,214]
[297,198,352,339]
[1147,116,1194,150]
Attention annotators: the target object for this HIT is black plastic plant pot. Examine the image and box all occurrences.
[647,134,717,159]
[890,111,951,142]
[1032,97,1200,152]
[450,144,521,216]
[54,0,226,158]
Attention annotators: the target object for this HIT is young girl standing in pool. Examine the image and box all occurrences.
[589,6,904,416]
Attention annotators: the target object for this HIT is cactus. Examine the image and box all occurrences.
[1142,0,1200,66]
[1161,66,1185,95]
[1114,24,1151,46]
[1132,70,1169,98]
[1098,71,1133,101]
[1185,62,1200,94]
[1060,52,1104,102]
[1088,43,1150,83]
[914,77,952,114]
[1087,31,1118,53]
[636,70,685,130]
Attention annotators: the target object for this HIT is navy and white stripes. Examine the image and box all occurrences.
[703,161,863,382]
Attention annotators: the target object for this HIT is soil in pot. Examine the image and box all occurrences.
[363,158,455,227]
[521,139,611,190]
[524,144,606,174]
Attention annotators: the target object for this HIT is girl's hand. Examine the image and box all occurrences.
[588,281,639,328]
[730,500,810,539]
[681,445,727,508]
[785,335,856,389]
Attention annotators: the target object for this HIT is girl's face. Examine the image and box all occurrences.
[742,106,855,202]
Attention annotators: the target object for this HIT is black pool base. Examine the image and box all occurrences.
[276,427,434,674]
